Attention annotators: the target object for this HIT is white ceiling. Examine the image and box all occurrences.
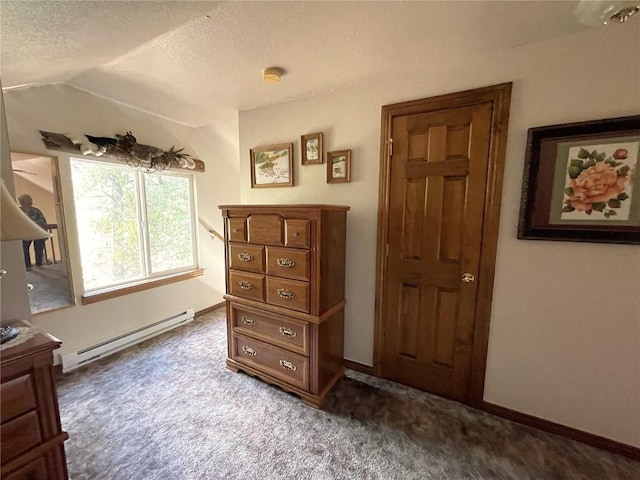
[0,1,598,128]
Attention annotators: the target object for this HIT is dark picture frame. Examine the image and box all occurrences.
[518,115,640,244]
[250,143,294,188]
[301,132,323,165]
[327,150,351,184]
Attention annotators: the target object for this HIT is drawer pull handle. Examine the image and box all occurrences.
[232,228,239,233]
[279,359,297,371]
[242,316,255,326]
[239,281,254,290]
[277,288,294,299]
[238,252,253,262]
[276,258,295,268]
[279,326,296,338]
[242,346,256,356]
[292,232,299,237]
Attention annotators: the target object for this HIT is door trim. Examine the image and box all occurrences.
[373,83,512,407]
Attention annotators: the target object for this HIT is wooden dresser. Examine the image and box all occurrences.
[219,204,349,408]
[1,322,69,480]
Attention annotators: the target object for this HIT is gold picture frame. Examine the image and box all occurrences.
[301,132,323,165]
[327,150,351,184]
[250,143,294,188]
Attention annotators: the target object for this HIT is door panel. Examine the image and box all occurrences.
[397,282,421,358]
[432,288,459,368]
[379,102,493,402]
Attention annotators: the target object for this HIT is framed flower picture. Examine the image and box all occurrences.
[518,115,640,244]
[301,132,323,165]
[327,150,351,183]
[250,143,293,188]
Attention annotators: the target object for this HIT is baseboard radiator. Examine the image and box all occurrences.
[61,308,195,373]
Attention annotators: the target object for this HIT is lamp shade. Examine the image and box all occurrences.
[1,179,50,241]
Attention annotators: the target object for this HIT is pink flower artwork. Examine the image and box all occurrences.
[561,143,637,220]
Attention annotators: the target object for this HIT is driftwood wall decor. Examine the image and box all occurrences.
[39,131,205,172]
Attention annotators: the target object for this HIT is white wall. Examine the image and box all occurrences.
[4,84,240,359]
[1,79,32,323]
[239,22,640,447]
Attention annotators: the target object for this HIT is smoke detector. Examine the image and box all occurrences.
[262,67,284,84]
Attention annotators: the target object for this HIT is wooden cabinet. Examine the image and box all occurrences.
[220,204,349,408]
[1,323,69,479]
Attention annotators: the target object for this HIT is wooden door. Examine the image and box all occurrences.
[375,84,511,405]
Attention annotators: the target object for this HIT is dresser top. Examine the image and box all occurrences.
[1,320,62,365]
[219,204,350,211]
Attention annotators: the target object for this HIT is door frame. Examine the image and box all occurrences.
[373,83,512,407]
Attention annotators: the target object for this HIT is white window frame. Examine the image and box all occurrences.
[69,156,200,294]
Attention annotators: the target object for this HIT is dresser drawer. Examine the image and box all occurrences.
[4,455,48,480]
[284,219,310,248]
[247,215,284,246]
[229,270,265,302]
[266,277,310,313]
[232,334,309,390]
[229,243,264,273]
[230,303,308,355]
[0,374,36,423]
[1,410,42,463]
[266,247,310,281]
[228,217,247,243]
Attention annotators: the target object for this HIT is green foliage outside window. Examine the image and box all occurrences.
[71,159,197,291]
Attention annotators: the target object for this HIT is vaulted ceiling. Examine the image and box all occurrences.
[1,1,597,128]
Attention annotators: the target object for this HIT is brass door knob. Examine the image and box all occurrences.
[462,273,475,283]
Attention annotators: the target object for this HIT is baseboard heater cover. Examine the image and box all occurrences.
[61,308,194,373]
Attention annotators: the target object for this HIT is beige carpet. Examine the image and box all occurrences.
[56,309,639,480]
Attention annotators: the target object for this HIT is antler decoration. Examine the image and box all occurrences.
[109,131,196,171]
[154,145,194,170]
[39,130,201,172]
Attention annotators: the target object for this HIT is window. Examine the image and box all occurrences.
[70,158,198,292]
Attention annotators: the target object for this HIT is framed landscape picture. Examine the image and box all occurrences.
[518,115,640,244]
[250,143,293,188]
[301,132,323,165]
[327,150,351,184]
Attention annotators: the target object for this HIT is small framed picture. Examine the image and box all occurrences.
[327,150,351,183]
[250,143,293,188]
[301,132,323,165]
[518,115,640,244]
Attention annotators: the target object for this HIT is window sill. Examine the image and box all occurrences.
[81,268,204,306]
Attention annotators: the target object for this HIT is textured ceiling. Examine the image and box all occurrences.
[1,1,595,127]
